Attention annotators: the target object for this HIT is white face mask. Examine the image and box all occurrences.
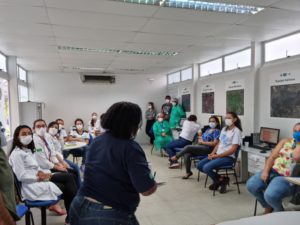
[148,105,152,109]
[172,102,176,106]
[76,124,83,130]
[58,124,64,130]
[92,115,97,120]
[225,119,233,127]
[36,127,46,137]
[166,99,170,103]
[19,135,33,146]
[49,127,58,136]
[158,118,163,122]
[209,122,216,129]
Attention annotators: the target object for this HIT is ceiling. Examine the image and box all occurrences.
[0,0,299,75]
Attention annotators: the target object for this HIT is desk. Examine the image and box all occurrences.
[63,141,87,151]
[240,146,271,182]
[217,211,300,225]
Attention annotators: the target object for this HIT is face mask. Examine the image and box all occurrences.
[19,135,33,146]
[225,119,233,127]
[49,128,58,136]
[166,99,170,103]
[76,124,83,130]
[58,124,64,130]
[148,105,152,109]
[36,127,46,137]
[172,102,176,106]
[92,115,97,120]
[158,118,163,122]
[209,122,216,129]
[293,131,300,142]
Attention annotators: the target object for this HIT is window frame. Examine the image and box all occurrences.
[17,65,29,102]
[180,66,193,81]
[18,65,27,82]
[167,71,181,85]
[0,51,7,73]
[224,48,252,72]
[199,57,223,77]
[263,31,300,63]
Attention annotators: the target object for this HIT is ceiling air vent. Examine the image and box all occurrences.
[80,72,116,84]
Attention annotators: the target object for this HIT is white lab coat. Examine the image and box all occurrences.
[46,134,64,162]
[33,133,56,170]
[9,147,62,201]
[88,119,100,133]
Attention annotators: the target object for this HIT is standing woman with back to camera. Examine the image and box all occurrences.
[69,102,157,225]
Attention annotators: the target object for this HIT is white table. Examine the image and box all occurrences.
[285,177,300,186]
[217,211,300,225]
[63,141,87,151]
[240,146,271,182]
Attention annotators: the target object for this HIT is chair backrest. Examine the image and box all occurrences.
[232,145,241,166]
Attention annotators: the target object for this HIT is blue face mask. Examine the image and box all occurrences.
[293,131,300,143]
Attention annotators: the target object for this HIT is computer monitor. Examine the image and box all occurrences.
[179,118,186,127]
[259,127,280,147]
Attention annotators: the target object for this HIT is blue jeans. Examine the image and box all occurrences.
[69,196,139,225]
[65,159,82,188]
[246,170,294,212]
[197,157,234,183]
[164,137,192,161]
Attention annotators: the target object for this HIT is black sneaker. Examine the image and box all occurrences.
[208,182,220,190]
[220,177,229,194]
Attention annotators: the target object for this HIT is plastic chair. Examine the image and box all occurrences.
[16,204,34,225]
[13,173,61,225]
[210,146,241,196]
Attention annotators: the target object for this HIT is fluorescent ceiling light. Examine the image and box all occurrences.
[58,45,179,56]
[119,0,264,15]
[72,66,104,70]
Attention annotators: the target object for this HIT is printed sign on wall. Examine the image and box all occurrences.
[270,72,300,86]
[201,84,215,93]
[226,80,245,91]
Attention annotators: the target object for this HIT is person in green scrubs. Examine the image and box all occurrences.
[169,98,186,129]
[153,113,173,151]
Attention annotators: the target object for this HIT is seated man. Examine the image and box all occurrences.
[165,115,201,168]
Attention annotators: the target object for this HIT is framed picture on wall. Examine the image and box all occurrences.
[226,89,244,115]
[271,83,300,118]
[181,94,191,112]
[202,92,214,114]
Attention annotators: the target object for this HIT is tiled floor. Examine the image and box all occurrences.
[17,145,261,225]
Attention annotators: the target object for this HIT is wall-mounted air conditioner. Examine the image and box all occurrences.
[80,72,116,84]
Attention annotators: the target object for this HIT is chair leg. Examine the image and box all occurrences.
[41,206,47,225]
[254,199,258,216]
[30,210,35,225]
[25,211,31,225]
[151,145,154,155]
[233,169,241,194]
[197,171,200,182]
[180,157,183,170]
[225,169,230,186]
[204,174,208,188]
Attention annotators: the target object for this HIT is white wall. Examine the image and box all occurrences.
[256,58,300,138]
[196,68,255,136]
[28,72,167,144]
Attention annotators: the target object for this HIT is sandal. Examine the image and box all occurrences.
[182,172,193,179]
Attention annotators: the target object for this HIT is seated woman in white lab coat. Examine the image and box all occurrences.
[47,121,81,188]
[66,118,90,167]
[9,125,77,224]
[88,112,100,136]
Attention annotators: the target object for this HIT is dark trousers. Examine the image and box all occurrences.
[176,145,213,174]
[50,171,77,214]
[145,120,155,144]
[69,196,139,225]
[63,146,87,165]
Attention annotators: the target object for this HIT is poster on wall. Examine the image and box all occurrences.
[226,80,244,116]
[270,72,300,118]
[181,87,191,112]
[202,92,214,114]
[201,84,215,114]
